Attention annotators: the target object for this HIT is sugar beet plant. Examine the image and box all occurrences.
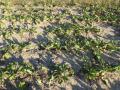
[0,39,29,60]
[48,63,74,85]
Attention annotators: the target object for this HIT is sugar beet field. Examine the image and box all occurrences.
[0,0,120,90]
